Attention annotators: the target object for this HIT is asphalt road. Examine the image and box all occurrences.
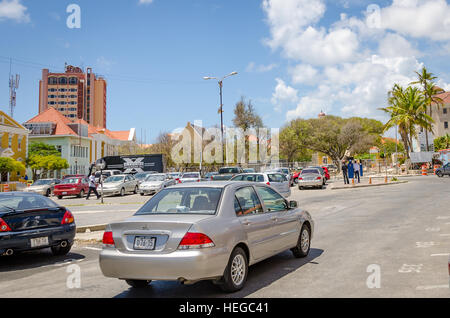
[0,176,449,298]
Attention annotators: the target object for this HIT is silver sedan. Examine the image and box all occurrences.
[139,173,176,196]
[99,181,314,292]
[298,168,325,190]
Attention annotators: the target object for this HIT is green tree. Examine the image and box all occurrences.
[380,85,432,158]
[26,142,69,180]
[411,67,445,151]
[434,133,450,151]
[0,157,26,181]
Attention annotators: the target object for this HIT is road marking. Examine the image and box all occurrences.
[439,234,450,237]
[72,210,134,215]
[83,247,102,251]
[398,264,423,273]
[437,216,450,220]
[416,242,440,248]
[430,253,450,257]
[416,285,449,290]
[425,227,440,232]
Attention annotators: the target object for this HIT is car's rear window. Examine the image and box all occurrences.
[182,173,199,178]
[135,188,222,215]
[0,194,58,212]
[219,168,240,174]
[61,178,80,184]
[302,169,319,174]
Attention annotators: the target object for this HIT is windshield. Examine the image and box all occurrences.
[0,194,59,212]
[182,173,200,178]
[61,178,80,184]
[144,175,166,182]
[33,179,54,186]
[219,168,240,174]
[135,173,151,180]
[105,176,124,183]
[281,169,290,174]
[136,188,222,215]
[302,169,320,174]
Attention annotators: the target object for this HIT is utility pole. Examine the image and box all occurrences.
[9,59,20,118]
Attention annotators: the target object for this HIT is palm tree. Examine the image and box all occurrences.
[380,85,433,158]
[410,67,445,151]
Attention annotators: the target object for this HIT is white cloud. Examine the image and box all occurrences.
[379,0,450,41]
[271,78,299,111]
[139,0,154,5]
[290,64,320,85]
[246,62,277,73]
[262,0,359,65]
[0,0,29,23]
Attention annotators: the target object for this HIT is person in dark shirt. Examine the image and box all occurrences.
[342,161,349,184]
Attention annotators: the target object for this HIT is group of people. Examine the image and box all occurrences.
[341,159,363,185]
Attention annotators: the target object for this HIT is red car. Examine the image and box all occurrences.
[292,169,303,184]
[321,167,330,180]
[54,177,90,199]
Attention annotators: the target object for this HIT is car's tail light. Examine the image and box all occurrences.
[298,178,303,180]
[266,182,271,186]
[0,218,11,232]
[178,232,215,250]
[102,231,115,247]
[61,210,74,225]
[197,179,200,182]
[316,177,322,180]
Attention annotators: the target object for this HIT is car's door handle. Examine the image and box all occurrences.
[270,216,278,222]
[242,219,252,226]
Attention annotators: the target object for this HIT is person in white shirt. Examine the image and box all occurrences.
[86,173,100,200]
[353,160,361,183]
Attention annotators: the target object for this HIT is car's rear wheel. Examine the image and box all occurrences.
[46,189,51,197]
[120,188,125,196]
[291,224,311,258]
[78,190,85,198]
[125,279,151,288]
[437,171,443,178]
[219,247,248,293]
[57,195,63,199]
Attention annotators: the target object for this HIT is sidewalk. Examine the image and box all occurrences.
[330,177,408,190]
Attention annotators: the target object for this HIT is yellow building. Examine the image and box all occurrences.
[0,111,29,181]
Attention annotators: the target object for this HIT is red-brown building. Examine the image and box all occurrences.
[38,65,107,129]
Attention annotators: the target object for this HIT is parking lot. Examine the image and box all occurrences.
[0,176,448,298]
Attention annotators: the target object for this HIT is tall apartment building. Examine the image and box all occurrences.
[38,65,107,129]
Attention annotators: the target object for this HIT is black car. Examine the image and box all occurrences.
[436,163,450,177]
[0,192,76,257]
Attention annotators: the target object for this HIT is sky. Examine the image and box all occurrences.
[1,0,450,143]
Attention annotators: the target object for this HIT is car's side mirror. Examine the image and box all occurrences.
[289,200,298,209]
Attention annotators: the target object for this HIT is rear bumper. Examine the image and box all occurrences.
[54,190,79,196]
[139,189,158,195]
[0,224,76,254]
[99,246,229,282]
[298,180,322,187]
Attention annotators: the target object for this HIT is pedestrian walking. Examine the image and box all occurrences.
[342,161,349,184]
[354,160,361,183]
[86,173,100,200]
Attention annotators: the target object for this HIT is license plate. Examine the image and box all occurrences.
[62,192,67,195]
[30,237,49,248]
[134,236,156,250]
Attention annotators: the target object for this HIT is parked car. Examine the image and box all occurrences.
[134,171,158,185]
[54,177,90,199]
[265,167,294,187]
[298,168,325,190]
[99,181,314,292]
[321,166,331,180]
[0,192,76,257]
[101,175,139,197]
[230,172,291,198]
[292,170,303,184]
[211,167,244,181]
[243,168,255,173]
[139,174,176,196]
[436,163,450,177]
[62,174,85,180]
[178,172,201,183]
[94,169,122,184]
[202,172,218,181]
[307,166,327,185]
[24,178,60,197]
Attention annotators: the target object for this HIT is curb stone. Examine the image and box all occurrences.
[331,180,408,190]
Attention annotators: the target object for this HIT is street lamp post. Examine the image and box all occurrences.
[204,72,238,164]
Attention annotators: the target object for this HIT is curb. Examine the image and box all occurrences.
[331,180,408,190]
[76,224,107,233]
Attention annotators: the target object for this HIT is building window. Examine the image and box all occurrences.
[444,108,448,114]
[69,77,78,85]
[59,77,67,85]
[48,77,57,85]
[445,122,449,129]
